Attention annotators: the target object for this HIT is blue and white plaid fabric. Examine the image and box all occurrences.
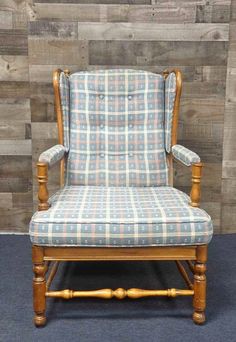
[29,186,213,247]
[165,72,177,153]
[30,69,213,248]
[39,144,67,167]
[59,72,70,151]
[67,69,168,187]
[172,145,201,166]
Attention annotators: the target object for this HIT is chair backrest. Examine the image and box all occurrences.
[57,69,178,187]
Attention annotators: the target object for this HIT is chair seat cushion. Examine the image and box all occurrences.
[29,186,213,247]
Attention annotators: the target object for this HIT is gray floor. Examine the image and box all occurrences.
[0,234,236,342]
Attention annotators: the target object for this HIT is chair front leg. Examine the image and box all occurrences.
[193,245,207,324]
[32,246,47,327]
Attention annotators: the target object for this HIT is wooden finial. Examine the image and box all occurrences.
[63,69,70,77]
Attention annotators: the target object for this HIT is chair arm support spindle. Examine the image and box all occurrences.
[190,163,203,207]
[37,163,50,211]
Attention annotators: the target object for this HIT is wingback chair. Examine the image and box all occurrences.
[29,69,213,327]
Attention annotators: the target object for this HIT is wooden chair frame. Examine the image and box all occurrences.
[33,69,207,327]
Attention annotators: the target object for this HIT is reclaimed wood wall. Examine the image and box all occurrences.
[0,0,235,233]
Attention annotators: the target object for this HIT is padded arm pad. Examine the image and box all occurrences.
[38,144,67,167]
[172,144,200,166]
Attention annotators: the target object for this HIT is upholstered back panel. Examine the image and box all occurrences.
[61,69,172,187]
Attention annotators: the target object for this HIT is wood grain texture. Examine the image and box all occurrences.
[29,21,78,39]
[0,11,12,29]
[0,29,28,55]
[221,204,236,233]
[0,0,235,233]
[77,23,229,41]
[28,39,88,65]
[89,41,228,66]
[33,4,197,23]
[35,0,151,3]
[0,140,31,155]
[0,55,29,81]
[0,99,30,121]
[0,193,13,209]
[221,2,236,232]
[0,81,29,98]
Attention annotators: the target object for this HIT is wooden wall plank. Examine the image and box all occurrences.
[0,55,28,81]
[29,64,79,82]
[0,193,13,209]
[35,0,151,4]
[0,99,30,121]
[180,98,225,123]
[31,122,58,139]
[196,4,231,23]
[182,81,226,98]
[150,1,231,5]
[0,81,29,98]
[0,29,27,55]
[77,23,229,41]
[35,0,230,4]
[0,208,32,232]
[33,4,197,23]
[12,191,33,209]
[89,41,228,66]
[0,11,12,29]
[0,123,29,140]
[0,140,31,155]
[28,39,88,65]
[29,21,78,39]
[30,96,55,122]
[0,179,32,193]
[0,155,32,178]
[221,204,236,233]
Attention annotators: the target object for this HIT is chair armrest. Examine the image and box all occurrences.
[172,144,200,166]
[37,144,67,211]
[171,144,202,207]
[38,144,67,168]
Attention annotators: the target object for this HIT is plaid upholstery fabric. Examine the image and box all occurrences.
[59,72,70,151]
[67,69,168,187]
[39,144,67,167]
[172,144,201,166]
[165,72,177,153]
[29,185,213,247]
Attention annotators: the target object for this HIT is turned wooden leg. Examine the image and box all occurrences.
[193,245,207,324]
[32,246,46,327]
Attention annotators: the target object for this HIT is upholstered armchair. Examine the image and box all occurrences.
[29,69,213,327]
